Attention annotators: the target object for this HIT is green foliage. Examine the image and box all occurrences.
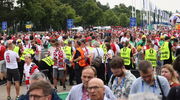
[103,10,119,25]
[1,0,170,31]
[14,0,79,31]
[80,0,103,26]
[119,13,129,27]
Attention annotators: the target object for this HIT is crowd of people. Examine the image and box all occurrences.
[0,26,180,100]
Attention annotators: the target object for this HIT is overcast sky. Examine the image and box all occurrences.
[97,0,179,13]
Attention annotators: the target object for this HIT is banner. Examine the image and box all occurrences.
[67,19,74,29]
[130,17,137,27]
[2,21,7,31]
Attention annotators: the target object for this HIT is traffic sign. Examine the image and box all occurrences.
[2,21,7,31]
[26,25,32,29]
[67,19,74,29]
[25,21,33,31]
[130,17,137,27]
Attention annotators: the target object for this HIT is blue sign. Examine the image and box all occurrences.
[130,17,137,27]
[67,19,74,29]
[2,21,7,31]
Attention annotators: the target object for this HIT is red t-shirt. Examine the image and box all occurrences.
[143,45,150,50]
[111,43,116,54]
[0,45,6,60]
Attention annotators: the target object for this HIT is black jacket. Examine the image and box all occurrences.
[167,86,180,100]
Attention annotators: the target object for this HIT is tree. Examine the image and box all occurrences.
[0,0,16,33]
[80,0,103,26]
[96,2,110,11]
[112,4,131,17]
[51,4,80,30]
[59,0,86,15]
[2,0,170,32]
[16,0,80,30]
[119,13,129,27]
[103,10,119,25]
[136,10,141,26]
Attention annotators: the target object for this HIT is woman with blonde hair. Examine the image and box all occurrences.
[161,64,180,87]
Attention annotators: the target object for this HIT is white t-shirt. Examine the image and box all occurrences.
[106,49,114,63]
[92,48,104,63]
[107,49,114,56]
[4,50,19,69]
[24,43,32,49]
[121,37,129,43]
[82,47,91,56]
[57,36,63,41]
[34,45,42,61]
[48,46,56,59]
[24,62,39,80]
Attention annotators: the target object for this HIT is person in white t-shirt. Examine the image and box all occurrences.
[48,39,56,58]
[4,42,20,100]
[92,41,105,82]
[24,37,31,49]
[92,42,104,61]
[23,54,39,89]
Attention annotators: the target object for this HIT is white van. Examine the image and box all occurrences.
[71,26,83,32]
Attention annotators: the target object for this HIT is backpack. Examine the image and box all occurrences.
[91,48,102,67]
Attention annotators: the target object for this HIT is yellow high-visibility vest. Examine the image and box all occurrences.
[20,48,34,60]
[42,56,54,66]
[88,46,93,51]
[63,46,72,60]
[160,42,170,60]
[13,46,19,54]
[120,47,131,65]
[100,44,107,54]
[145,48,157,67]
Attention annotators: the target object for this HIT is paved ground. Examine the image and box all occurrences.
[0,82,72,100]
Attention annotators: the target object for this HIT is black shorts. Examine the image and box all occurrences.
[7,68,20,82]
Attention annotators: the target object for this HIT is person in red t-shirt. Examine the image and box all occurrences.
[0,41,6,80]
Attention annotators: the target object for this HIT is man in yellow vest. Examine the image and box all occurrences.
[38,54,54,84]
[63,41,74,85]
[13,44,20,55]
[100,43,107,55]
[120,41,134,70]
[145,43,157,68]
[160,37,173,64]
